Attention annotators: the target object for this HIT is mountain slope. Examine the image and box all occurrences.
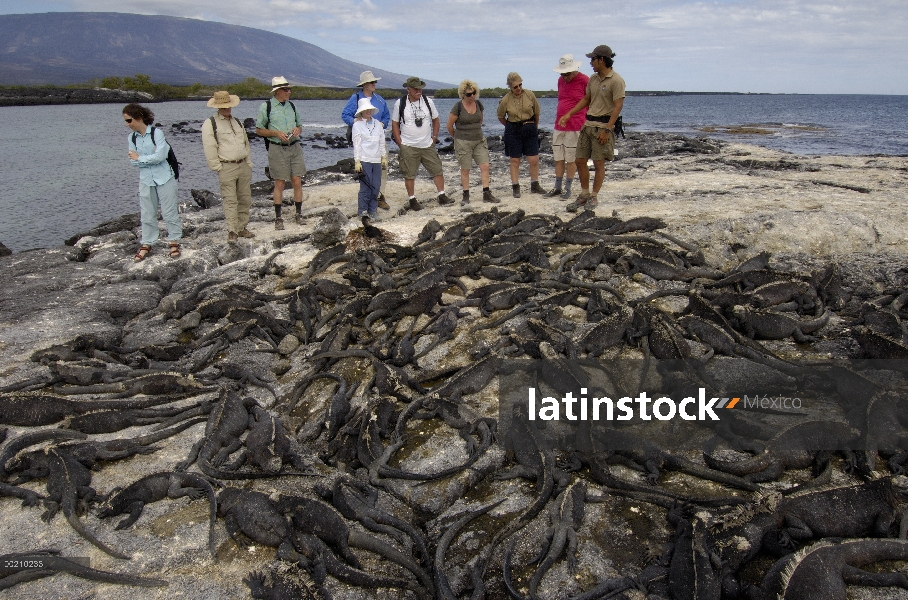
[0,12,452,88]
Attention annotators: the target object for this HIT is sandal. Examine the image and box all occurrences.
[134,244,152,262]
[168,242,181,258]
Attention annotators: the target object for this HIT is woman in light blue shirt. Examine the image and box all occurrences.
[124,103,182,261]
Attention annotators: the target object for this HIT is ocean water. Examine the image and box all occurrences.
[1,94,906,252]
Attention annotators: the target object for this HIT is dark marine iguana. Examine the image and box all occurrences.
[746,538,908,600]
[97,471,218,558]
[0,550,168,590]
[41,447,131,559]
[279,495,434,594]
[731,305,830,342]
[704,419,861,482]
[503,479,587,600]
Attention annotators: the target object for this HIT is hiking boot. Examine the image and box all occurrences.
[482,189,501,204]
[377,194,390,210]
[275,218,285,230]
[437,192,454,206]
[560,188,572,200]
[530,181,547,194]
[294,213,303,225]
[238,229,255,238]
[227,231,238,242]
[512,184,521,198]
[409,197,423,211]
[544,188,563,198]
[461,191,470,205]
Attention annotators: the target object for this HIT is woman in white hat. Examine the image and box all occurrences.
[342,71,391,210]
[352,97,388,222]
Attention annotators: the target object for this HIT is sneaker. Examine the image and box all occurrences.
[512,184,521,198]
[437,192,454,206]
[560,188,572,200]
[227,231,238,242]
[368,212,379,222]
[530,181,547,194]
[482,189,501,204]
[377,194,390,210]
[238,229,255,238]
[294,213,303,225]
[409,197,423,211]
[544,188,563,198]
[275,218,285,230]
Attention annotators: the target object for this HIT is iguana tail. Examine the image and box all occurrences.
[672,456,760,491]
[64,509,131,559]
[703,449,773,477]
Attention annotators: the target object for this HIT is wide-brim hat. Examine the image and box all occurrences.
[270,76,293,91]
[553,54,582,73]
[585,45,616,59]
[355,97,378,116]
[357,71,381,87]
[402,76,426,89]
[207,90,240,108]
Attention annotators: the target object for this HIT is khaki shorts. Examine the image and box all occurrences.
[453,138,491,170]
[267,143,306,180]
[552,130,580,163]
[398,144,443,179]
[576,125,615,161]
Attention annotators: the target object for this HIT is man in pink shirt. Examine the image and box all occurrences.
[548,54,589,200]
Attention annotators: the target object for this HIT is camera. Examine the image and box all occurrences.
[414,117,424,127]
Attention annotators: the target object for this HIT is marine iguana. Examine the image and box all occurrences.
[41,447,131,559]
[747,538,908,600]
[731,305,829,342]
[280,495,434,594]
[704,419,860,482]
[503,479,587,600]
[216,488,290,548]
[0,550,167,590]
[0,390,191,427]
[97,471,218,558]
[317,475,430,565]
[278,531,418,596]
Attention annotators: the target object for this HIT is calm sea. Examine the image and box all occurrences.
[1,94,906,252]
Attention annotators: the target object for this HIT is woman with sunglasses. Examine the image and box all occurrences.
[496,72,546,198]
[446,79,499,205]
[123,103,182,261]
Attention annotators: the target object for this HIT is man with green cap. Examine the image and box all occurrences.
[391,76,453,211]
[558,45,626,212]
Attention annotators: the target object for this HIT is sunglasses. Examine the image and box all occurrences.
[277,87,291,92]
[464,91,476,97]
[511,84,522,90]
[124,118,133,123]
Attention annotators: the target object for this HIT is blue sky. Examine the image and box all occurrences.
[4,0,907,93]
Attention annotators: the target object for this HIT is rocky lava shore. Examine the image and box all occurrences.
[2,132,908,599]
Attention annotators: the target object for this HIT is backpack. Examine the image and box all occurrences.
[261,98,298,150]
[132,126,180,180]
[208,115,247,145]
[345,92,361,145]
[397,94,435,125]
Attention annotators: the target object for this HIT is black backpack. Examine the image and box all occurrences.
[132,126,180,180]
[261,98,298,150]
[397,94,435,124]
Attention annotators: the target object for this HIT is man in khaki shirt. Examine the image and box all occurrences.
[202,91,255,241]
[558,44,626,211]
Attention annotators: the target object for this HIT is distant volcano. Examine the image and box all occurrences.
[0,12,453,89]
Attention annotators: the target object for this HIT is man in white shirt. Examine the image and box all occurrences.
[391,76,452,211]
